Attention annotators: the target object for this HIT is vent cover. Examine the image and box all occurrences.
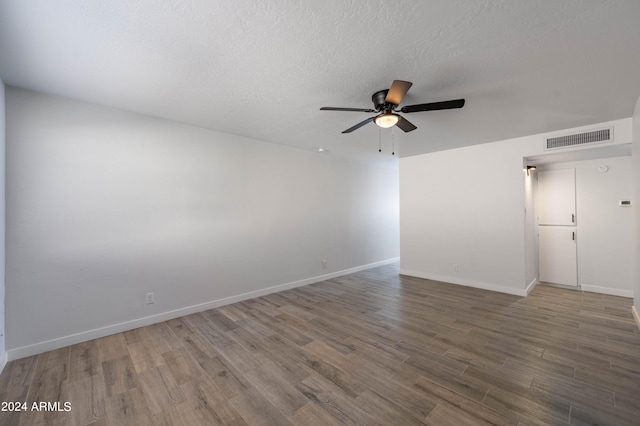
[545,127,613,151]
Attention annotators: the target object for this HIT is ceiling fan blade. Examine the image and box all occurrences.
[395,115,417,132]
[342,117,375,133]
[320,107,376,112]
[401,99,465,113]
[385,80,413,105]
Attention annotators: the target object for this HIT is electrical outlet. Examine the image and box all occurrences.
[145,292,154,305]
[321,259,327,269]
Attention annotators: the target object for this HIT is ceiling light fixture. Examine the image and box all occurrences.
[374,113,399,128]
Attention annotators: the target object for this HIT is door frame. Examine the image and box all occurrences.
[532,165,580,289]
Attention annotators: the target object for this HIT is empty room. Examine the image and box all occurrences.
[1,1,640,425]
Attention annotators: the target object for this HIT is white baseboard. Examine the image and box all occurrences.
[579,284,633,298]
[632,306,640,332]
[7,258,399,362]
[399,269,527,297]
[525,278,539,295]
[0,351,7,375]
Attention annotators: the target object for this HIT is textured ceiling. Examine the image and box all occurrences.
[1,0,639,163]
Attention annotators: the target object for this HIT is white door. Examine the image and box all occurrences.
[537,168,578,286]
[538,226,577,286]
[538,169,576,225]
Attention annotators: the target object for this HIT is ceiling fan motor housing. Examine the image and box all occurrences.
[372,89,391,110]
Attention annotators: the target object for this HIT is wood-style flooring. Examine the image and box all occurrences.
[1,264,639,425]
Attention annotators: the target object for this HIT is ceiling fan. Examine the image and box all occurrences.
[320,80,465,133]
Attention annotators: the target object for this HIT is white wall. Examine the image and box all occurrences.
[400,138,531,295]
[537,157,633,296]
[5,87,400,358]
[633,95,640,323]
[400,119,632,296]
[0,79,6,371]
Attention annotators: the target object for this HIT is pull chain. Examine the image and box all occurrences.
[392,127,395,156]
[378,128,382,152]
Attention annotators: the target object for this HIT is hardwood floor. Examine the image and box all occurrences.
[1,263,639,425]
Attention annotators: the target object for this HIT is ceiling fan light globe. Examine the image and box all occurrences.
[374,113,399,128]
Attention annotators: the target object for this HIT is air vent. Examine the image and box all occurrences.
[545,127,613,151]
